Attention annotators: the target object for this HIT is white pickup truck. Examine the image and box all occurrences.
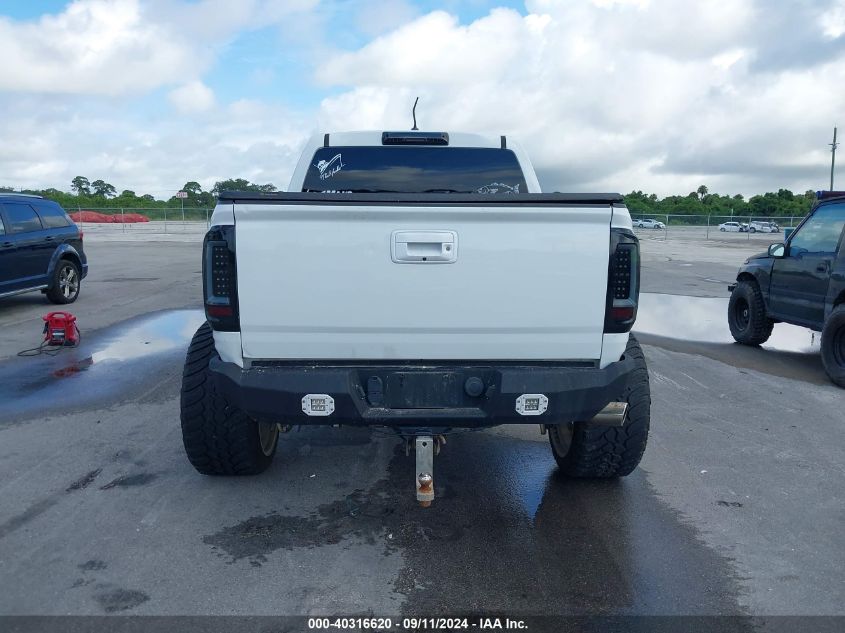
[180,131,650,506]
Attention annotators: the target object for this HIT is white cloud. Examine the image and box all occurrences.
[820,0,845,38]
[318,10,527,87]
[0,0,318,96]
[0,0,189,95]
[0,94,311,194]
[2,0,845,197]
[354,0,420,37]
[590,0,651,8]
[313,0,845,196]
[168,80,215,114]
[711,50,746,70]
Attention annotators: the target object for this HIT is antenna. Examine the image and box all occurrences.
[830,126,839,190]
[411,97,419,131]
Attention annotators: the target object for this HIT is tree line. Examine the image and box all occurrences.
[0,179,820,219]
[0,177,276,210]
[625,185,816,220]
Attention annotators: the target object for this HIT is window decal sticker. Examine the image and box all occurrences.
[315,153,345,180]
[477,182,520,194]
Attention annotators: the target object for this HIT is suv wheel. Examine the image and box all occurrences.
[821,305,845,388]
[728,280,774,345]
[548,335,650,478]
[180,322,278,475]
[46,259,81,304]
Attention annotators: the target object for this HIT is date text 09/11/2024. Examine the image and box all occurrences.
[307,617,528,630]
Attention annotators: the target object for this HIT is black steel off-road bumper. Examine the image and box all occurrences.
[209,355,638,428]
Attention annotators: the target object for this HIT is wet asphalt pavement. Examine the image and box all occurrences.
[0,241,843,622]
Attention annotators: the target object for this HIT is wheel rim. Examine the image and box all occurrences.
[59,265,79,299]
[258,421,279,456]
[833,326,845,368]
[734,298,750,331]
[550,423,574,457]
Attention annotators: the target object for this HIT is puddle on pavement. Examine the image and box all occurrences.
[86,310,204,364]
[1,309,205,420]
[635,293,821,354]
[44,309,205,379]
[1,295,828,420]
[203,429,748,615]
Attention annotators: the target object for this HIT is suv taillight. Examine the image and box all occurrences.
[604,228,639,333]
[203,225,239,331]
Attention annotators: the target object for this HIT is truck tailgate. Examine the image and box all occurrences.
[234,201,611,361]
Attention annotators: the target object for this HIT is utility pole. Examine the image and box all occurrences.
[831,127,839,191]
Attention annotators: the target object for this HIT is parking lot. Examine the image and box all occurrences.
[0,233,843,622]
[633,224,793,243]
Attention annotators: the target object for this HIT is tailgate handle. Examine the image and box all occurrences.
[391,230,457,264]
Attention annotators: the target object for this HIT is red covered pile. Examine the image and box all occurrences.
[69,211,150,223]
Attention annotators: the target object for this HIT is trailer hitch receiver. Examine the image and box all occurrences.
[416,436,435,507]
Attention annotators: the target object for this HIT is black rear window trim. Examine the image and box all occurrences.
[218,191,624,206]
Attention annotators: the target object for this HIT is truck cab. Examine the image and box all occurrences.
[728,192,845,386]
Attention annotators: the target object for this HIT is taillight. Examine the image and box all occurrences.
[203,225,239,331]
[604,228,639,333]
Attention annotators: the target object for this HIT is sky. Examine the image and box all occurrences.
[1,0,844,198]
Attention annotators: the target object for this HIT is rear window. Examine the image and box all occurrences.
[2,202,44,233]
[33,201,72,229]
[302,146,528,194]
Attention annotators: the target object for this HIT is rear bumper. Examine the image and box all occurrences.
[209,354,638,429]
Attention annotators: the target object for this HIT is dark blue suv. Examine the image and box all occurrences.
[0,194,88,304]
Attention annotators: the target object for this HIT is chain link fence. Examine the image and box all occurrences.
[69,207,807,242]
[631,214,805,241]
[71,207,213,235]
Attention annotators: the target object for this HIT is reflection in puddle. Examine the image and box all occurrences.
[89,310,204,364]
[635,293,820,354]
[52,357,94,378]
[45,310,205,378]
[2,309,205,420]
[48,310,205,379]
